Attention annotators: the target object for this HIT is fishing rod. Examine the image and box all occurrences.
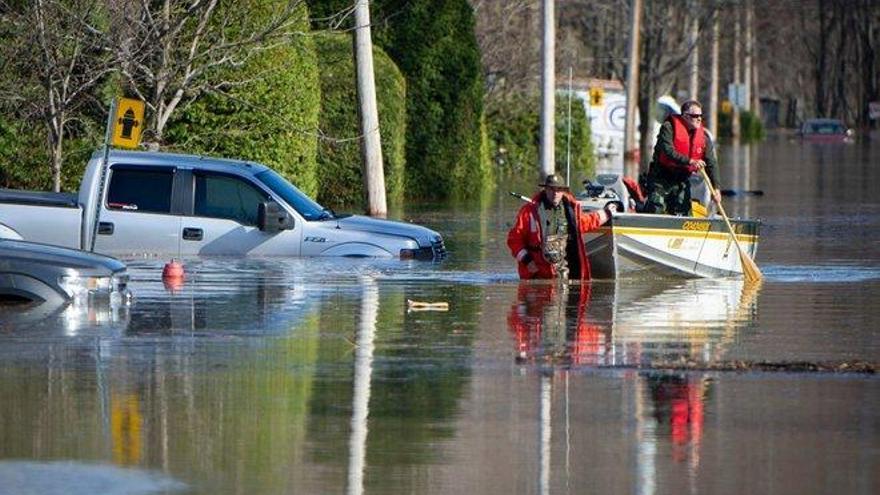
[509,191,532,202]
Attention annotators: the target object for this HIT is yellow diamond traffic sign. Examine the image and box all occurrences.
[111,97,145,149]
[589,87,604,107]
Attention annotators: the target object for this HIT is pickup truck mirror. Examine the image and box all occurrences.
[258,201,294,233]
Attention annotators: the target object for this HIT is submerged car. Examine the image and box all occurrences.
[799,118,853,143]
[0,239,130,305]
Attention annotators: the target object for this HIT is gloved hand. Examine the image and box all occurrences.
[604,202,619,216]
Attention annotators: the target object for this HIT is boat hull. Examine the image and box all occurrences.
[583,213,760,279]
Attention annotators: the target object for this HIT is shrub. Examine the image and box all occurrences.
[717,109,765,142]
[740,110,766,141]
[313,34,406,209]
[486,93,595,183]
[372,0,491,199]
[308,0,492,200]
[0,118,51,190]
[164,2,321,196]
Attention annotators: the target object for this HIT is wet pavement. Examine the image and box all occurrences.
[1,137,879,494]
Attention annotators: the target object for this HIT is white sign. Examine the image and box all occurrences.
[727,83,747,108]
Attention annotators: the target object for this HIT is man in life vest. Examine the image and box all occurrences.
[507,174,614,282]
[644,100,721,215]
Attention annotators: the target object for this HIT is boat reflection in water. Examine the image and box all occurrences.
[506,278,760,494]
[507,278,759,368]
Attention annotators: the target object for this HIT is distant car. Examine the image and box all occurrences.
[0,239,130,305]
[799,118,853,143]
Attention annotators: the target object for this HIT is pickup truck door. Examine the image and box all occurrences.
[176,170,301,256]
[94,165,181,256]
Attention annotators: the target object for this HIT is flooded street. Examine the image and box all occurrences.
[1,137,879,494]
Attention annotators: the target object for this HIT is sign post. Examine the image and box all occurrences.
[89,97,145,252]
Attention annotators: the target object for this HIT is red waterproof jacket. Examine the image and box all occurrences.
[657,114,707,174]
[507,191,607,281]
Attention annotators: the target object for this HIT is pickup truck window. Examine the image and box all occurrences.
[107,167,173,213]
[255,169,328,221]
[194,172,267,226]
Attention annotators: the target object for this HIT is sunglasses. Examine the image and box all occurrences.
[685,113,703,119]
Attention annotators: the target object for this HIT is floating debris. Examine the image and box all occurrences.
[406,299,449,311]
[627,358,876,374]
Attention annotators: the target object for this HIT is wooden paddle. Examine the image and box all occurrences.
[699,167,763,283]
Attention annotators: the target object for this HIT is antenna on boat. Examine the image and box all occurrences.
[565,67,573,188]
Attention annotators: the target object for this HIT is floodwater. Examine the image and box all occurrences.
[1,136,878,494]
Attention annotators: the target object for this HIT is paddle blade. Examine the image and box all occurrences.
[739,250,763,283]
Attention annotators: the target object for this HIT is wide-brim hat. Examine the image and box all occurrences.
[539,174,569,189]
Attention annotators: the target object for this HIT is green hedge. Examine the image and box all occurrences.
[0,118,51,190]
[718,109,765,142]
[309,0,491,200]
[164,2,321,196]
[486,93,595,182]
[372,0,491,199]
[313,34,406,208]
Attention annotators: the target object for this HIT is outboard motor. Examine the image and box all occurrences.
[578,174,631,212]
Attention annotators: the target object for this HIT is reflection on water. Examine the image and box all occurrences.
[0,461,185,495]
[507,279,759,368]
[1,139,879,494]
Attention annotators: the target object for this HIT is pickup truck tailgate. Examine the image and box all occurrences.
[0,190,82,249]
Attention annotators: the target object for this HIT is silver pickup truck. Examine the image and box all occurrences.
[0,150,446,260]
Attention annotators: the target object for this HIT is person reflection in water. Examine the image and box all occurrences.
[508,174,614,282]
[507,283,608,365]
[645,373,708,464]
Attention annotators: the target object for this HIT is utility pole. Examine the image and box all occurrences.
[708,9,720,138]
[623,0,642,175]
[743,0,753,113]
[539,0,555,180]
[732,3,741,139]
[749,0,761,119]
[354,0,386,217]
[688,0,700,100]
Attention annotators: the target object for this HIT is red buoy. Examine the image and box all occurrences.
[162,259,185,292]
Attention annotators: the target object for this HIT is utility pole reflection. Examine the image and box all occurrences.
[347,276,379,495]
[538,374,552,495]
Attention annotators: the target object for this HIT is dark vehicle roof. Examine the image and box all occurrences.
[0,239,125,272]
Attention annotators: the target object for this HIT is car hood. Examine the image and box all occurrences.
[327,215,441,246]
[0,239,126,273]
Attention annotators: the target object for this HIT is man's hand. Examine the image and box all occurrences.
[712,189,722,205]
[687,159,706,173]
[521,252,539,274]
[603,202,619,219]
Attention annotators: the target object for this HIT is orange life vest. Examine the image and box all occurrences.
[658,115,706,172]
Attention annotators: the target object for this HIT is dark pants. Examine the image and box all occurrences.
[643,175,691,216]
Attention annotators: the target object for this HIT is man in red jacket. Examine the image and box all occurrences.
[507,174,613,281]
[644,100,721,215]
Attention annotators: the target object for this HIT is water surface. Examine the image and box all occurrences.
[1,137,878,494]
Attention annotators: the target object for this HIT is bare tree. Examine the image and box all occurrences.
[471,0,539,99]
[635,0,712,168]
[109,0,308,145]
[0,0,114,191]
